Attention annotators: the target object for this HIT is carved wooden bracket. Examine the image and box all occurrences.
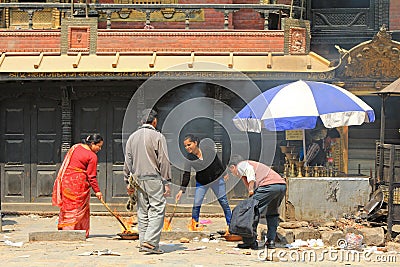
[336,25,400,79]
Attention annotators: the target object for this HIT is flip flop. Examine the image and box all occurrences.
[141,243,164,254]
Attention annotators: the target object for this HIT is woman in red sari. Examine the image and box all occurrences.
[52,134,104,238]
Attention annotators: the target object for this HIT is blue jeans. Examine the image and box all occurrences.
[242,183,286,245]
[192,177,232,225]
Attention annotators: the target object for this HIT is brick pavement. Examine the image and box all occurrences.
[1,214,399,267]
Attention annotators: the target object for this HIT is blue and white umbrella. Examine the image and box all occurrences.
[233,80,375,132]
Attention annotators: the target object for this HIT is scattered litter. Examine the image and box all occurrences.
[192,237,199,242]
[183,246,207,251]
[286,239,324,249]
[226,250,251,255]
[345,233,363,250]
[209,239,219,243]
[17,255,30,258]
[199,219,212,224]
[215,248,222,252]
[4,240,23,247]
[201,238,209,242]
[307,239,324,248]
[78,249,120,256]
[179,237,190,243]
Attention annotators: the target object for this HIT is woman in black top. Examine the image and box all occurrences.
[175,134,232,226]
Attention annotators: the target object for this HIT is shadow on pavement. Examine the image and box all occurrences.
[160,243,188,253]
[1,219,17,226]
[88,234,119,238]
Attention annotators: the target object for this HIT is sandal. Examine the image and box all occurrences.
[140,242,164,254]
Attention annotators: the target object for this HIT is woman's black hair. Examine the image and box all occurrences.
[184,134,200,145]
[83,134,103,145]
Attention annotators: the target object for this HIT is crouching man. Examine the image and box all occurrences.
[227,155,286,249]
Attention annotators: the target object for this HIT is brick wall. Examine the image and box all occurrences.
[0,31,60,53]
[232,0,263,30]
[390,0,400,31]
[97,30,284,52]
[0,29,284,54]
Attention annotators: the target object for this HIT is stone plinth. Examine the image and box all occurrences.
[29,230,86,242]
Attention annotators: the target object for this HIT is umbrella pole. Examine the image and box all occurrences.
[303,129,307,163]
[378,94,388,187]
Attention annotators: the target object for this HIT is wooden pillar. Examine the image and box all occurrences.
[61,86,72,159]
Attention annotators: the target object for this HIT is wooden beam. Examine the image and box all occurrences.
[34,52,44,69]
[267,52,272,69]
[307,56,312,69]
[0,53,5,67]
[112,52,120,68]
[228,52,233,68]
[149,51,157,68]
[188,51,195,68]
[73,52,82,68]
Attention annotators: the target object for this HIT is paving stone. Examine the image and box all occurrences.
[320,230,344,246]
[358,227,385,246]
[280,221,304,229]
[29,230,86,242]
[292,227,321,240]
[277,227,294,244]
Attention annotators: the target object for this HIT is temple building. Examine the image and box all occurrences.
[0,0,399,213]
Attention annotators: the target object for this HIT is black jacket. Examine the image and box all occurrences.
[180,144,225,192]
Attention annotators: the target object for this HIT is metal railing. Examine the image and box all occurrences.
[0,2,304,30]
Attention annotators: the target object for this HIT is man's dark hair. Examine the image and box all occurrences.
[228,154,244,166]
[141,108,158,124]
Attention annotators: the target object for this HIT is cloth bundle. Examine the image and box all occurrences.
[126,174,139,211]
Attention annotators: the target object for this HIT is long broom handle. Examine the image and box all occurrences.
[100,198,127,231]
[167,199,179,225]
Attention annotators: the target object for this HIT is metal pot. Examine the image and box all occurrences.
[117,232,139,240]
[223,234,242,242]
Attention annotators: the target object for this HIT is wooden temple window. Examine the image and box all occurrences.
[7,0,59,30]
[309,0,374,31]
[311,0,370,9]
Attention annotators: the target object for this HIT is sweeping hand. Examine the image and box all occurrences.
[175,190,183,201]
[95,191,103,201]
[163,184,171,197]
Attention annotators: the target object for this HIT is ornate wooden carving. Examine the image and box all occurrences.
[289,27,306,54]
[336,25,400,79]
[283,18,310,55]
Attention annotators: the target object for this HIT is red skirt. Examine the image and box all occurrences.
[56,170,91,237]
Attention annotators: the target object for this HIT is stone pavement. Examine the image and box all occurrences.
[1,214,400,267]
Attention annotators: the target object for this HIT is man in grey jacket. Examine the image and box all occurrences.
[124,108,171,254]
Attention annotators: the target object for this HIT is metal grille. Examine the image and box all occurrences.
[9,10,53,29]
[32,10,52,29]
[314,12,366,26]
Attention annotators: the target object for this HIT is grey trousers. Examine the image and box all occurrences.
[136,178,166,249]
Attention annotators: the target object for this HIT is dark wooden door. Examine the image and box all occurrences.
[31,98,62,203]
[0,94,61,203]
[0,98,31,203]
[74,96,130,202]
